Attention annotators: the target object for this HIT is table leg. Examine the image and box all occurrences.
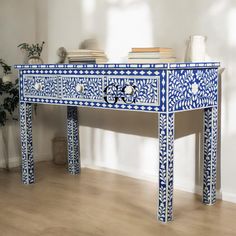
[67,106,80,174]
[203,107,218,205]
[158,113,175,222]
[19,102,34,184]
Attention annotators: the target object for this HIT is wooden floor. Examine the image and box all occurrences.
[0,162,236,236]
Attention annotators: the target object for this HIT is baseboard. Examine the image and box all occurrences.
[0,154,52,168]
[221,192,236,204]
[83,164,223,200]
[83,164,158,182]
[175,183,222,200]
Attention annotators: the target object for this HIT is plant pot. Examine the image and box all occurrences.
[52,137,67,165]
[28,56,43,64]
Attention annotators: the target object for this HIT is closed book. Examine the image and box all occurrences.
[67,49,104,54]
[128,58,176,63]
[69,61,96,64]
[68,56,107,61]
[131,47,172,53]
[128,52,174,59]
[68,55,107,59]
[67,53,106,57]
[69,58,108,64]
[67,50,106,58]
[67,49,108,64]
[94,58,108,63]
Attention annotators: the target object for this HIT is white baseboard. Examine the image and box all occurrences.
[175,182,222,200]
[83,164,158,182]
[83,164,224,201]
[0,154,52,168]
[221,192,236,204]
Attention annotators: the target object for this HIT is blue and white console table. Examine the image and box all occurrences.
[15,62,220,223]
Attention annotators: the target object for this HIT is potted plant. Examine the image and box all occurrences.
[18,41,45,64]
[0,59,19,170]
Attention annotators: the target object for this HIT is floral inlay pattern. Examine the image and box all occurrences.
[23,75,58,98]
[62,76,103,100]
[104,76,159,105]
[168,69,218,111]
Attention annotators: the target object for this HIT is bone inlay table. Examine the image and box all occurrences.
[15,62,220,223]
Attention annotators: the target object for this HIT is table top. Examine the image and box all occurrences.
[15,62,220,70]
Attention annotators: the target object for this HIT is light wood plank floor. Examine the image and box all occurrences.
[0,162,236,236]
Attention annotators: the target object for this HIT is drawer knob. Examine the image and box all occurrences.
[191,82,198,95]
[76,84,84,93]
[34,82,43,91]
[124,85,135,95]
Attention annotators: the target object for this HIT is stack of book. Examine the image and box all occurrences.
[67,49,108,64]
[128,47,176,63]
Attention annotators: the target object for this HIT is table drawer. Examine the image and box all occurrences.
[103,76,159,105]
[61,76,103,101]
[168,69,218,111]
[23,75,58,98]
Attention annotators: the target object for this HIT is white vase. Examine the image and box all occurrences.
[185,35,207,62]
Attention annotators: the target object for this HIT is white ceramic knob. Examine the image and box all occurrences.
[191,82,198,95]
[124,85,134,95]
[34,82,42,91]
[76,84,84,93]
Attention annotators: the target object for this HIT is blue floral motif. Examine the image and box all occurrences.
[67,107,80,174]
[168,69,218,111]
[203,107,218,204]
[20,102,34,184]
[62,76,103,100]
[15,62,220,70]
[104,76,159,105]
[158,113,174,222]
[23,75,58,98]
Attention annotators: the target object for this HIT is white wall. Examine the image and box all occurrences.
[0,0,35,167]
[0,0,67,168]
[1,0,236,203]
